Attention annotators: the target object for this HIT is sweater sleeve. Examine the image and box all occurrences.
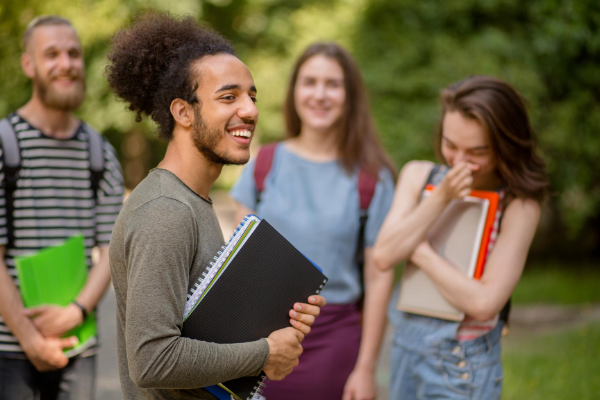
[123,197,269,389]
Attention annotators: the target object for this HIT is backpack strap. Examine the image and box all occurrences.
[0,117,21,249]
[253,143,278,205]
[356,168,378,302]
[82,123,105,201]
[356,168,378,264]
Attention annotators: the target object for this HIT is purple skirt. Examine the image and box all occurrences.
[263,303,362,400]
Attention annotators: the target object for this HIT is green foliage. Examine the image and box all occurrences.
[512,262,600,305]
[1,0,598,251]
[502,322,600,399]
[353,0,600,246]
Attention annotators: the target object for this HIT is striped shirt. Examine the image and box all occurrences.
[0,112,124,356]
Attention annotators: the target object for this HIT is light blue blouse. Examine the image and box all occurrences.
[230,143,395,304]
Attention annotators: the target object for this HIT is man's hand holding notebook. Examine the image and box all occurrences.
[264,295,326,381]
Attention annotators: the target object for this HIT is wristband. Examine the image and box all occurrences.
[72,300,88,321]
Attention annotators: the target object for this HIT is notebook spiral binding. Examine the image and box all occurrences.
[184,215,261,319]
[249,375,269,399]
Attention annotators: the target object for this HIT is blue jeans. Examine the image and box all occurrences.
[388,292,503,400]
[0,355,96,400]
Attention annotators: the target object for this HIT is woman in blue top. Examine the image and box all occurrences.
[373,76,548,399]
[230,42,396,400]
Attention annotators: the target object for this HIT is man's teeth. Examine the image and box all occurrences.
[229,130,252,138]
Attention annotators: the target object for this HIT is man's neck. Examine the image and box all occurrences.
[17,97,79,139]
[157,132,223,200]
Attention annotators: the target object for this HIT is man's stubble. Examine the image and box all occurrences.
[33,64,86,111]
[191,104,250,166]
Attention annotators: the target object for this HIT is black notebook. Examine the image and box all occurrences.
[182,215,328,400]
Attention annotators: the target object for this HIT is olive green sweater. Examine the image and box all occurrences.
[109,169,269,399]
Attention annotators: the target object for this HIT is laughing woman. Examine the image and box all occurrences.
[373,76,548,400]
[230,43,396,400]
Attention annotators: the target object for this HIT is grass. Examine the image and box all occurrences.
[503,261,600,399]
[502,322,600,400]
[512,261,600,305]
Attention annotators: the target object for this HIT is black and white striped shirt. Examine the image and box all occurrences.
[0,112,124,356]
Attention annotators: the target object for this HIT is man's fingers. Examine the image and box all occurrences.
[290,309,316,325]
[24,306,47,317]
[32,315,50,329]
[291,327,305,343]
[290,319,311,336]
[54,356,69,369]
[32,318,42,329]
[342,388,353,400]
[293,302,321,317]
[308,295,326,307]
[58,336,79,349]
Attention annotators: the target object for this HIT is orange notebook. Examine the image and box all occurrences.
[425,185,499,279]
[396,186,500,321]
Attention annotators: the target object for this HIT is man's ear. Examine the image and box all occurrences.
[170,99,195,129]
[21,53,35,79]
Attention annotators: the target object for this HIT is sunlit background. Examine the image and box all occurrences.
[1,1,599,399]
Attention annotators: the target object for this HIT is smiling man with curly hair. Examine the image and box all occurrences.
[106,13,326,400]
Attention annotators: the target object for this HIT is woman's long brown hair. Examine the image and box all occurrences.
[283,42,397,179]
[435,76,548,204]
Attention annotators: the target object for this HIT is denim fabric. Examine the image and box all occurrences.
[388,290,503,400]
[0,355,96,400]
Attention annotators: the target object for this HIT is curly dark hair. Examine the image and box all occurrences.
[106,12,235,140]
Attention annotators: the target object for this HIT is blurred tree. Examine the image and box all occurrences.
[352,0,600,256]
[0,0,598,256]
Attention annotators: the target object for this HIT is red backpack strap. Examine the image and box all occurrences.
[253,143,278,203]
[358,168,378,213]
[356,168,378,305]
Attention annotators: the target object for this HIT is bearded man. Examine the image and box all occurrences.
[0,16,124,399]
[105,13,325,400]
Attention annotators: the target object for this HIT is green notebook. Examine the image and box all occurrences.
[15,234,97,358]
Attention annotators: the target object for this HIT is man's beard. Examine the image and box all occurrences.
[191,105,250,166]
[34,67,86,111]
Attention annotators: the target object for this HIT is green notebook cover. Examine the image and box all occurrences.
[15,234,97,357]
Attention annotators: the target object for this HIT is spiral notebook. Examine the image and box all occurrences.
[182,215,328,400]
[397,188,499,321]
